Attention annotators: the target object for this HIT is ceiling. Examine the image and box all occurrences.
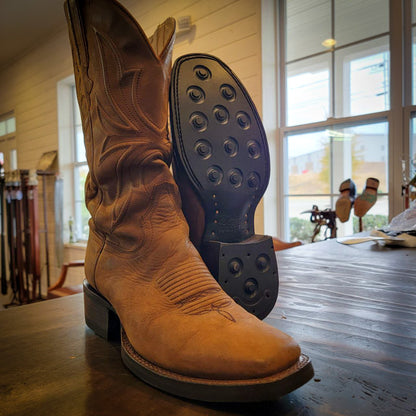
[0,0,68,70]
[0,0,134,70]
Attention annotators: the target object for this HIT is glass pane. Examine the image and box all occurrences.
[334,0,389,48]
[73,86,82,126]
[350,123,388,193]
[286,196,332,242]
[413,0,416,24]
[0,121,5,136]
[286,54,331,126]
[411,117,416,165]
[335,37,390,117]
[5,117,16,134]
[10,149,18,170]
[412,28,416,105]
[284,122,389,241]
[75,126,86,163]
[285,130,330,194]
[286,0,331,62]
[330,122,388,193]
[353,195,389,232]
[74,164,89,241]
[408,117,416,202]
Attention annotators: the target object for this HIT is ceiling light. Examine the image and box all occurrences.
[322,38,336,48]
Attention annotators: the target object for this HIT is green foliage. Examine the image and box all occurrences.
[290,214,389,243]
[289,217,316,242]
[353,214,388,233]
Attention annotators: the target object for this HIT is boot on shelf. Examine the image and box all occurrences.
[354,177,380,218]
[64,0,313,402]
[335,178,356,223]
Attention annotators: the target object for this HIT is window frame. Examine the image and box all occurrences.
[264,0,413,240]
[57,75,89,244]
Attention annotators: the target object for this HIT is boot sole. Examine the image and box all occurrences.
[335,196,352,222]
[83,280,314,402]
[170,54,278,320]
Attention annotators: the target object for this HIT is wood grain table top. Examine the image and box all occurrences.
[1,238,415,415]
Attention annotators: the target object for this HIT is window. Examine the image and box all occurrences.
[284,121,389,239]
[72,87,89,241]
[409,1,416,200]
[0,113,17,171]
[265,0,414,242]
[57,76,89,243]
[0,114,16,137]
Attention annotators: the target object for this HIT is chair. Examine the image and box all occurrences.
[272,237,302,251]
[47,260,84,299]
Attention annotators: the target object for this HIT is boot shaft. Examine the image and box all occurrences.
[65,0,177,250]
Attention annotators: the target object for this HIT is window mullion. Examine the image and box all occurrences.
[281,110,390,135]
[389,0,406,217]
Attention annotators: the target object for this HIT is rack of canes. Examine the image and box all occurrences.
[0,161,6,296]
[1,150,63,307]
[2,169,41,306]
[36,150,63,294]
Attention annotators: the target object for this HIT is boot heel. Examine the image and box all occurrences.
[201,235,278,320]
[83,280,120,341]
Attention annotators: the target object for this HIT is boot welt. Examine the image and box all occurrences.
[122,329,314,402]
[83,280,314,402]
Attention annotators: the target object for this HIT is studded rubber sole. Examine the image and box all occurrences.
[169,54,278,319]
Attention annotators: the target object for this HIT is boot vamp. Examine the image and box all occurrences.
[136,304,301,380]
[95,241,300,380]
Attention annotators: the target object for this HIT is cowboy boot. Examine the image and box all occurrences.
[64,0,313,402]
[170,54,278,319]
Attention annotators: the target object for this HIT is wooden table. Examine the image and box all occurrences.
[1,239,415,415]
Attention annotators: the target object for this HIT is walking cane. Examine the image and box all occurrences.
[28,170,41,300]
[0,162,6,295]
[13,171,26,303]
[5,172,18,305]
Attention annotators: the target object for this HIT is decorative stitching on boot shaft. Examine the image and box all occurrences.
[157,261,235,322]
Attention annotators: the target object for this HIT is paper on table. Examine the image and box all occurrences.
[337,230,416,247]
[337,236,404,245]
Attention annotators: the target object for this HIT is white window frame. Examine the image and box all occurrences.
[262,0,412,240]
[57,75,88,243]
[0,112,17,171]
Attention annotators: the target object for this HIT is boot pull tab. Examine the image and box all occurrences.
[149,17,176,64]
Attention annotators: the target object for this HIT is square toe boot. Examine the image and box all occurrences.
[64,0,313,402]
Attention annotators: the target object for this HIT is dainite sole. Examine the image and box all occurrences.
[169,53,279,319]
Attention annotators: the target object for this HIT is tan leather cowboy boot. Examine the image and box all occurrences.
[64,0,313,402]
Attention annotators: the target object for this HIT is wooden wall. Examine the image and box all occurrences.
[0,0,265,296]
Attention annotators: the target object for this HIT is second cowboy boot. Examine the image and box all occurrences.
[65,0,313,402]
[170,54,278,319]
